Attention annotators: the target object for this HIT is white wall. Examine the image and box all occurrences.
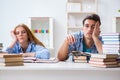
[0,0,120,57]
[97,0,120,33]
[0,0,67,57]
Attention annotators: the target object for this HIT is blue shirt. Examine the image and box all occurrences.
[83,40,91,52]
[68,31,102,54]
[6,42,50,59]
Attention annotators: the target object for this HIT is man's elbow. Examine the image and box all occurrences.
[57,52,68,61]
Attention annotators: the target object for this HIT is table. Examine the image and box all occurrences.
[0,62,120,80]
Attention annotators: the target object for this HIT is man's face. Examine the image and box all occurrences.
[83,19,96,39]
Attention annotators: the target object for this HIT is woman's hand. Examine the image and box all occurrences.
[92,22,101,39]
[65,34,76,45]
[11,30,17,42]
[20,53,35,57]
[8,30,18,48]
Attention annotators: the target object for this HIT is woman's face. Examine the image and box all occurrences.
[83,19,96,39]
[15,26,28,43]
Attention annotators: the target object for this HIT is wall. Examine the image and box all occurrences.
[97,0,120,33]
[0,0,120,57]
[0,0,67,57]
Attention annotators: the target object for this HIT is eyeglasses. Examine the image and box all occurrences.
[15,30,27,35]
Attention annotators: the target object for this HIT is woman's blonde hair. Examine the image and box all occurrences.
[14,23,45,47]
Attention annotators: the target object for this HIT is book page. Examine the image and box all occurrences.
[35,58,58,63]
[23,57,58,63]
[23,57,36,63]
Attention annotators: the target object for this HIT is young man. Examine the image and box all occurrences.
[58,14,103,61]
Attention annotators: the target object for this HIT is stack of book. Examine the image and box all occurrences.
[0,43,3,52]
[0,53,24,66]
[73,55,87,63]
[71,51,90,63]
[117,55,120,67]
[89,54,119,68]
[102,33,120,54]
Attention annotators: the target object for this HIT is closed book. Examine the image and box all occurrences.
[102,36,120,40]
[90,58,116,62]
[102,37,120,41]
[74,56,87,60]
[0,61,24,66]
[103,49,120,54]
[91,54,118,59]
[0,53,22,58]
[74,59,87,63]
[118,63,120,67]
[103,41,120,45]
[0,46,3,49]
[90,63,118,68]
[89,60,118,65]
[102,33,120,36]
[103,47,120,51]
[0,57,23,63]
[103,44,120,48]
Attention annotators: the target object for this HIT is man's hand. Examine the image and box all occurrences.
[65,34,76,45]
[92,22,101,39]
[92,22,103,53]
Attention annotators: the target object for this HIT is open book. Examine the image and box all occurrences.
[23,57,58,63]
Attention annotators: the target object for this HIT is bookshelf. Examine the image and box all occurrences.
[112,17,120,33]
[28,17,54,55]
[67,0,97,34]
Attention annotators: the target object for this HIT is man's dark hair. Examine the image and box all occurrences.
[82,14,101,26]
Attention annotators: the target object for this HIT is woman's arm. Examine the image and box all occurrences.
[21,47,50,59]
[35,48,50,59]
[33,45,50,59]
[8,30,17,48]
[6,31,17,53]
[21,52,35,57]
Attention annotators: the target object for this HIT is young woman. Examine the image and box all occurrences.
[6,23,50,59]
[58,14,103,61]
